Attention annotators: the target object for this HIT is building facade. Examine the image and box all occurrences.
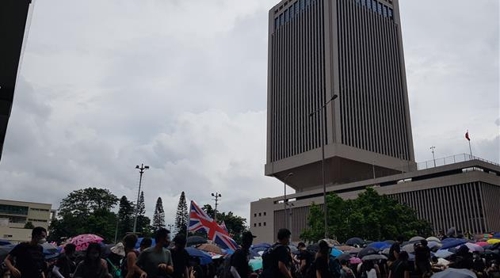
[0,0,34,161]
[0,199,52,243]
[266,0,416,190]
[251,157,500,243]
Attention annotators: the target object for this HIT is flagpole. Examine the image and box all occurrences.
[468,140,473,158]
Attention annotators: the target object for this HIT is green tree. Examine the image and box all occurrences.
[50,187,119,242]
[135,191,152,236]
[153,197,166,230]
[300,188,433,243]
[175,192,188,235]
[24,221,35,229]
[117,196,134,239]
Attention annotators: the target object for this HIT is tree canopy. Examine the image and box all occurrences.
[175,192,188,235]
[300,187,433,243]
[153,197,166,230]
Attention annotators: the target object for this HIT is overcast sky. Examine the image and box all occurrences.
[1,0,498,229]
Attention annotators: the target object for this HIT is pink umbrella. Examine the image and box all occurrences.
[476,241,490,247]
[349,257,362,264]
[464,242,484,252]
[70,234,104,251]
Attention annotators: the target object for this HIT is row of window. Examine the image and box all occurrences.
[0,205,29,215]
[274,0,318,31]
[30,208,50,212]
[253,222,267,227]
[253,212,267,217]
[28,218,48,223]
[356,0,394,20]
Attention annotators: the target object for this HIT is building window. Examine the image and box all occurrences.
[378,3,382,15]
[254,223,256,227]
[294,2,299,14]
[259,213,262,216]
[300,0,304,10]
[254,213,257,217]
[264,222,266,226]
[259,223,262,227]
[383,5,388,17]
[264,212,266,216]
[388,8,393,19]
[284,9,289,23]
[372,0,377,12]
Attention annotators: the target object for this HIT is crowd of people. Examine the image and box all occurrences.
[1,226,500,278]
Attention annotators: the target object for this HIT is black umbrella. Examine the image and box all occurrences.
[187,236,208,246]
[345,237,364,246]
[337,253,351,262]
[306,243,319,253]
[357,247,379,258]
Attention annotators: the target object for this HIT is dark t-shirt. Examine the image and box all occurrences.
[9,242,46,278]
[388,242,401,261]
[56,255,77,278]
[414,245,430,263]
[314,256,332,278]
[171,248,190,278]
[262,244,291,278]
[389,260,410,278]
[231,248,251,278]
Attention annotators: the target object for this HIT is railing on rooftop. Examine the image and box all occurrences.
[417,153,500,171]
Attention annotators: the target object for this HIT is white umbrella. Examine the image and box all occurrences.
[434,249,454,259]
[431,268,477,278]
[401,243,415,253]
[426,236,441,243]
[464,242,484,253]
[409,236,425,242]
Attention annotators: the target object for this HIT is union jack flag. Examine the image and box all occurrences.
[188,200,238,251]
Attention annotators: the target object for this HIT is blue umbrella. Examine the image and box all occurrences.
[357,247,378,258]
[440,238,467,250]
[186,247,213,265]
[330,248,343,258]
[431,268,477,278]
[0,239,11,246]
[134,237,156,249]
[493,232,500,239]
[367,242,391,251]
[251,243,271,253]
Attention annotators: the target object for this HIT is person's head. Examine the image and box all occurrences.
[396,235,404,243]
[123,233,138,251]
[173,234,187,249]
[85,243,102,263]
[341,259,349,266]
[298,242,306,250]
[277,228,291,245]
[140,237,152,251]
[457,245,469,255]
[420,239,428,247]
[363,260,374,270]
[318,240,329,256]
[155,228,171,246]
[31,226,47,244]
[64,243,76,257]
[241,231,256,248]
[399,251,409,261]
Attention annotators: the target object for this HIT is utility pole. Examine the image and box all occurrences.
[133,164,149,233]
[211,192,221,222]
[430,146,436,167]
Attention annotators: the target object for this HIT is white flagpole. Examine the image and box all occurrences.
[468,140,473,158]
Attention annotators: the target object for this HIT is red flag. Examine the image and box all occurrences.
[465,131,470,141]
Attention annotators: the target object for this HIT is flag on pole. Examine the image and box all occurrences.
[188,201,238,250]
[465,131,470,141]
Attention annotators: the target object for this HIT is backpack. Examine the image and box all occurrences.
[261,243,281,278]
[328,256,341,278]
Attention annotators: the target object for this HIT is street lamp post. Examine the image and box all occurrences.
[133,164,149,233]
[309,94,338,239]
[283,173,293,230]
[430,146,436,167]
[211,192,221,222]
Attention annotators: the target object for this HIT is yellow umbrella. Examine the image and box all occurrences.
[487,238,500,244]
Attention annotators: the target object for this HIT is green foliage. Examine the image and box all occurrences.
[135,191,152,236]
[300,187,433,243]
[153,197,166,230]
[24,221,35,229]
[117,196,134,240]
[175,192,188,235]
[49,187,119,242]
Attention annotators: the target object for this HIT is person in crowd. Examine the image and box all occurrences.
[486,260,500,278]
[136,228,174,277]
[189,257,205,278]
[52,243,77,278]
[295,242,313,278]
[449,245,473,270]
[261,228,293,278]
[140,237,153,252]
[387,236,404,268]
[171,234,190,278]
[473,252,487,277]
[388,251,410,278]
[121,234,146,278]
[414,239,431,277]
[313,240,331,278]
[339,260,355,278]
[73,242,112,278]
[230,231,256,278]
[4,226,47,278]
[430,256,446,273]
[359,260,377,278]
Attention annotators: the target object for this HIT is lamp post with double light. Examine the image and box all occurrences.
[133,164,149,233]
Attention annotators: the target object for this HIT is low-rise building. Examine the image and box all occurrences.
[0,199,52,243]
[251,156,500,243]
